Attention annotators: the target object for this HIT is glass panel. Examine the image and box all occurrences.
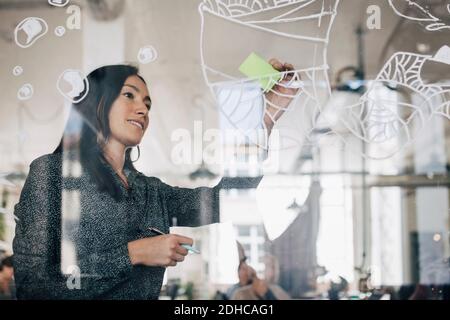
[1,0,449,301]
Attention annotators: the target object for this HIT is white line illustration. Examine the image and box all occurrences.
[330,45,450,159]
[17,83,34,101]
[55,26,66,37]
[13,66,23,76]
[48,0,70,7]
[430,93,450,120]
[14,17,48,49]
[137,45,158,64]
[56,69,90,104]
[199,0,340,150]
[388,0,450,31]
[422,45,450,120]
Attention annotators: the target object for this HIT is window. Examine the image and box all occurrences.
[237,225,251,236]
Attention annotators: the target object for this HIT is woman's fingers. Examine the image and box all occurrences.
[173,234,194,246]
[164,249,186,267]
[269,59,297,83]
[171,252,185,262]
[269,58,284,71]
[284,63,294,71]
[176,245,189,256]
[269,59,294,71]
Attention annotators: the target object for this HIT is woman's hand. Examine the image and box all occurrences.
[264,58,301,135]
[127,234,193,267]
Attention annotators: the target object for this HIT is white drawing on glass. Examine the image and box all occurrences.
[330,45,450,159]
[12,66,23,76]
[56,69,89,103]
[137,45,158,64]
[425,45,450,120]
[388,0,450,31]
[66,265,81,290]
[48,0,70,7]
[55,26,66,37]
[17,83,34,101]
[14,17,48,49]
[199,0,341,150]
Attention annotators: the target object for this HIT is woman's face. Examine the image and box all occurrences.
[107,75,151,147]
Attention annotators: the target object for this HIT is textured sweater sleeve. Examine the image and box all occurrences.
[12,155,71,299]
[159,176,263,227]
[12,155,133,299]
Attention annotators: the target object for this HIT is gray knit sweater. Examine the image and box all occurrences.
[12,153,260,300]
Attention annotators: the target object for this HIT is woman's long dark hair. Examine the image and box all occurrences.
[54,65,147,200]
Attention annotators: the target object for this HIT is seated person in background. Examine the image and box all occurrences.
[225,242,251,299]
[0,255,16,300]
[231,255,291,300]
[226,260,254,299]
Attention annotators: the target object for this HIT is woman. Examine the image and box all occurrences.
[12,62,297,299]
